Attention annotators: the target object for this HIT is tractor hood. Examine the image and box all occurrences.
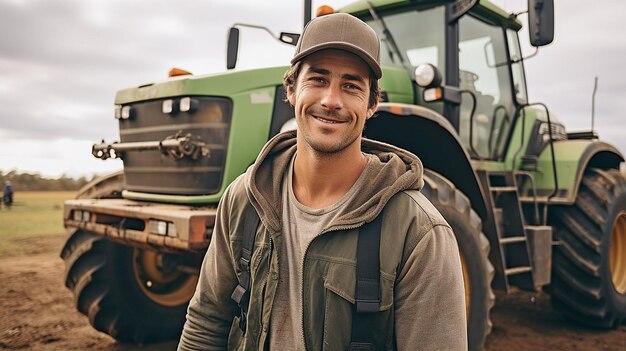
[114,66,289,105]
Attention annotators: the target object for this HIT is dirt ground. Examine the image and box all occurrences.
[1,234,625,351]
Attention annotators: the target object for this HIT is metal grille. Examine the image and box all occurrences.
[118,97,232,195]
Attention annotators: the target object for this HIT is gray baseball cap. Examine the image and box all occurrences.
[291,13,382,79]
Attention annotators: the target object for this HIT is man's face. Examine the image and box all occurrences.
[287,49,378,155]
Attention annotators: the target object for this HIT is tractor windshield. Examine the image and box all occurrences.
[365,6,446,113]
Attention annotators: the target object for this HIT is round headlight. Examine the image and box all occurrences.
[414,63,442,88]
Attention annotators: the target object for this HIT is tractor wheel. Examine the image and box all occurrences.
[550,168,626,327]
[422,169,495,351]
[60,231,198,343]
[60,170,199,343]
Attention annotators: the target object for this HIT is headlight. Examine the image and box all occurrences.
[73,210,90,222]
[162,99,175,114]
[148,219,178,237]
[538,122,567,141]
[180,97,198,113]
[121,105,133,119]
[114,105,122,119]
[414,63,442,88]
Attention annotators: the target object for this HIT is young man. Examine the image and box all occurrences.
[178,13,467,350]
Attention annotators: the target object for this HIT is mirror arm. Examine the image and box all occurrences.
[517,46,539,62]
[232,23,278,39]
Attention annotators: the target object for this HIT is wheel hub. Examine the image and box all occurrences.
[132,249,198,307]
[610,211,626,294]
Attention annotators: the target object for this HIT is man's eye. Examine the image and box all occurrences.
[310,77,326,84]
[344,83,361,91]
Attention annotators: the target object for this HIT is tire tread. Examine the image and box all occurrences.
[550,168,626,328]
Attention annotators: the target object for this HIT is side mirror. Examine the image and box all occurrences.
[528,0,554,46]
[226,27,240,70]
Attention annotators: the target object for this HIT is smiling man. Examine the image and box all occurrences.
[178,13,467,351]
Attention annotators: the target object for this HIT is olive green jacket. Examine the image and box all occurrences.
[178,130,467,350]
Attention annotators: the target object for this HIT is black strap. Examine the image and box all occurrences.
[230,202,260,333]
[349,215,383,351]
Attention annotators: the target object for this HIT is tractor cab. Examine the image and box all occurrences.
[353,0,549,162]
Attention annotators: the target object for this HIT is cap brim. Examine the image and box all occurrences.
[291,42,382,79]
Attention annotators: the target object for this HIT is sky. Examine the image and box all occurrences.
[0,0,625,178]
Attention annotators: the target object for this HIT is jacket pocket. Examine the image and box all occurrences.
[321,262,395,351]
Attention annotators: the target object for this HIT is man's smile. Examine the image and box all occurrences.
[312,115,346,124]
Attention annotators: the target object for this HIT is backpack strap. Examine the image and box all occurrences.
[348,214,383,351]
[230,202,260,333]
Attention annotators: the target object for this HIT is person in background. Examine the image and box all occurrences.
[3,180,13,209]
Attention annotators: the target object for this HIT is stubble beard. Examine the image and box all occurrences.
[300,107,363,156]
[304,129,361,156]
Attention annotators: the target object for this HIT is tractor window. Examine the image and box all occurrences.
[458,15,514,160]
[366,6,445,72]
[507,29,528,104]
[365,6,445,113]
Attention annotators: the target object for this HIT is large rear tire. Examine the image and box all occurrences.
[550,168,626,327]
[61,231,198,343]
[422,169,495,351]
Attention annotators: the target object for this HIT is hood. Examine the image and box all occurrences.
[245,130,423,234]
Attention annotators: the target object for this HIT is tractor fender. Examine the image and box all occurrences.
[365,102,488,221]
[76,170,125,199]
[533,139,624,204]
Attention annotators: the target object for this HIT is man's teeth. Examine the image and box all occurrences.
[316,116,340,124]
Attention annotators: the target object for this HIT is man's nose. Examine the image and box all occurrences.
[320,83,342,110]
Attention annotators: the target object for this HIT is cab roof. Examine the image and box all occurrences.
[338,0,522,30]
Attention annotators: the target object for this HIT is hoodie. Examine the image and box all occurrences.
[178,130,467,350]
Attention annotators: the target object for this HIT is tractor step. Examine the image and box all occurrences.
[505,266,532,276]
[500,236,526,244]
[483,170,540,292]
[490,186,517,193]
[524,225,553,287]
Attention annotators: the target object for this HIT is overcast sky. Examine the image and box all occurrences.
[1,0,624,178]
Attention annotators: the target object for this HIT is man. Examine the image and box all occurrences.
[178,12,466,350]
[3,181,13,208]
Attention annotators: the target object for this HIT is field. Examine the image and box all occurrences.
[0,192,625,350]
[0,191,75,257]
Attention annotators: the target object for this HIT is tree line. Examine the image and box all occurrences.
[1,170,92,191]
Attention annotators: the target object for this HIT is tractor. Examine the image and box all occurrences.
[61,0,626,350]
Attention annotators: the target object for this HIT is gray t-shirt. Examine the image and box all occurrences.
[269,154,374,350]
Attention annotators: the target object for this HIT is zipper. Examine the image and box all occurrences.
[257,236,274,348]
[300,223,365,351]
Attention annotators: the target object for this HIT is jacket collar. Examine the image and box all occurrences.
[245,130,423,233]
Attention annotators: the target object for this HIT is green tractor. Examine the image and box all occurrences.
[61,0,626,350]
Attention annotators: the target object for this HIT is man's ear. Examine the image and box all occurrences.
[366,96,379,119]
[286,85,296,106]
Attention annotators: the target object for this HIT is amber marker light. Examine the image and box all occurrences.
[168,67,192,77]
[316,5,334,16]
[423,87,443,102]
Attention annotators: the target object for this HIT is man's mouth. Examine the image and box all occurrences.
[313,115,344,124]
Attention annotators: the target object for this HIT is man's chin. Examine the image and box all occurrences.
[306,137,359,156]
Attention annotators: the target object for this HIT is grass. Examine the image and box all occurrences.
[0,191,76,257]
